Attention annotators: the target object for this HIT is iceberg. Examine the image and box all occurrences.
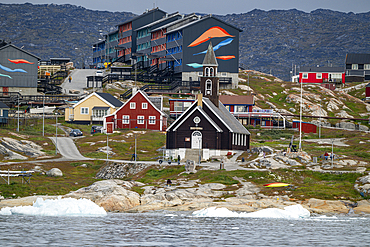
[0,197,107,216]
[193,204,310,219]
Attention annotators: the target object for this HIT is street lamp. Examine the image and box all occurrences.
[55,112,58,155]
[43,91,56,136]
[318,101,321,139]
[299,79,302,151]
[17,90,22,132]
[106,131,109,162]
[331,138,334,168]
[134,133,137,164]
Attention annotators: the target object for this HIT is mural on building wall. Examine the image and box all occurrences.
[188,26,234,47]
[186,26,235,68]
[0,73,12,79]
[0,58,32,79]
[0,64,27,73]
[8,59,34,64]
[193,38,233,56]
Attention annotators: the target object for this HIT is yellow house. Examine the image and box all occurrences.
[65,92,123,124]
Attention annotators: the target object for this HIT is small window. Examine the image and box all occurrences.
[316,73,322,79]
[352,64,358,70]
[122,115,129,124]
[365,64,370,70]
[81,107,89,114]
[302,73,308,79]
[198,72,203,76]
[206,80,212,95]
[142,102,148,109]
[149,116,155,124]
[137,116,144,124]
[130,102,136,109]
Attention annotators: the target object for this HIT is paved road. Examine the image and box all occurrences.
[61,69,97,96]
[49,137,91,161]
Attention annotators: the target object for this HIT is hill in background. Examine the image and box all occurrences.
[1,3,370,80]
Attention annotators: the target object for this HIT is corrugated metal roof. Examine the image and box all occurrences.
[299,66,344,73]
[0,44,41,60]
[345,53,370,64]
[96,92,123,107]
[203,98,250,135]
[152,13,199,32]
[135,12,181,31]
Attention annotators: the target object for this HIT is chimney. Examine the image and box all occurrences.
[197,94,203,108]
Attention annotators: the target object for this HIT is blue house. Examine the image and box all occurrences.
[0,102,9,125]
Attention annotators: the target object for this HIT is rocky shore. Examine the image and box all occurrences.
[2,179,370,216]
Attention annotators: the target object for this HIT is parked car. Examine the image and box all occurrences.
[69,129,83,137]
[91,125,104,134]
[95,70,103,77]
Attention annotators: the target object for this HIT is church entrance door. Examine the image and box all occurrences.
[191,131,202,149]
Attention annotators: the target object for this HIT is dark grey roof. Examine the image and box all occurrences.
[152,13,199,32]
[0,44,40,60]
[345,53,370,64]
[116,8,166,27]
[0,102,9,109]
[96,93,123,107]
[135,12,181,31]
[167,14,243,34]
[203,42,218,66]
[299,66,344,73]
[203,98,250,134]
[92,106,110,110]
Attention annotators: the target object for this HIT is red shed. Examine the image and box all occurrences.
[293,121,317,133]
[104,90,167,131]
[299,66,345,89]
[366,83,370,99]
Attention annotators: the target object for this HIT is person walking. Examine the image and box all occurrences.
[68,76,72,83]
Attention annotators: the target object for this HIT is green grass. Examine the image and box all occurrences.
[137,166,185,184]
[0,160,104,198]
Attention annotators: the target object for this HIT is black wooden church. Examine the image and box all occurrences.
[166,42,250,154]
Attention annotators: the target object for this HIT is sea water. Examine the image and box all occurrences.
[0,198,369,246]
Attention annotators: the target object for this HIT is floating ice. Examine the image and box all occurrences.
[193,205,310,219]
[0,197,107,216]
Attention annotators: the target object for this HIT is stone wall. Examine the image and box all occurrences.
[95,162,147,179]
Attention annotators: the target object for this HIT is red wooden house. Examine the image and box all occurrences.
[104,90,167,131]
[299,66,345,90]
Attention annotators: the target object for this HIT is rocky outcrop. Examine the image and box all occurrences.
[65,180,142,212]
[354,174,370,197]
[335,122,369,131]
[0,143,27,160]
[0,137,46,158]
[301,198,349,214]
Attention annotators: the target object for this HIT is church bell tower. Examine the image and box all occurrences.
[200,42,219,107]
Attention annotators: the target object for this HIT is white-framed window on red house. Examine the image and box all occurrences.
[130,102,136,109]
[149,116,156,124]
[122,115,129,124]
[302,73,308,79]
[142,102,148,109]
[316,73,322,79]
[138,116,144,124]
